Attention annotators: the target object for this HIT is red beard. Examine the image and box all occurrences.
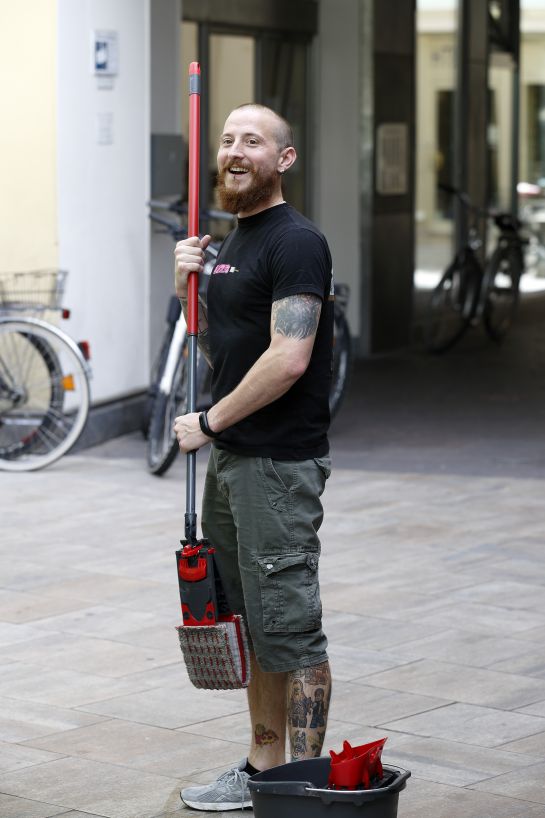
[216,162,279,215]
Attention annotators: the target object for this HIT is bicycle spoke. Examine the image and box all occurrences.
[32,417,72,452]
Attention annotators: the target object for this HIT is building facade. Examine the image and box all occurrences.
[1,1,542,440]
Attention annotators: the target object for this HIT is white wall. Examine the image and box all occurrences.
[315,0,361,337]
[57,0,150,403]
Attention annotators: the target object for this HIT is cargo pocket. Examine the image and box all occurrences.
[257,552,322,633]
[258,458,299,512]
[313,456,332,483]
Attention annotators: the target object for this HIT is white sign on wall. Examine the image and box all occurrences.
[92,30,119,76]
[376,123,409,196]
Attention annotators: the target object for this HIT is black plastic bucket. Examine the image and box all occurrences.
[248,759,410,818]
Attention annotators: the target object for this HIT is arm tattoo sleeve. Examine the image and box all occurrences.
[272,294,322,340]
[197,297,213,366]
[197,329,212,367]
[180,294,212,367]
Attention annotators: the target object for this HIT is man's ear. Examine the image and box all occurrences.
[278,146,297,174]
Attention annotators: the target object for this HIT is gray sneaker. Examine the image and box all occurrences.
[180,758,252,811]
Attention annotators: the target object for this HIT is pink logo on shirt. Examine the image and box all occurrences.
[213,264,238,274]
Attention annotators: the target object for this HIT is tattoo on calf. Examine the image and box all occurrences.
[310,687,327,729]
[288,677,312,728]
[255,724,279,746]
[291,730,307,758]
[305,666,329,685]
[310,730,326,756]
[288,663,332,760]
[272,294,321,340]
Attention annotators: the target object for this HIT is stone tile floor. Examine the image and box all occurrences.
[1,294,545,817]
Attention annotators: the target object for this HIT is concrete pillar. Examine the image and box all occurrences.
[316,0,361,343]
[455,0,489,246]
[359,0,416,355]
[149,0,182,363]
[455,0,520,238]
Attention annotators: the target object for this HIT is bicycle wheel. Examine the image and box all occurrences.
[329,308,352,419]
[0,318,90,471]
[147,339,189,475]
[483,246,522,343]
[424,259,480,353]
[142,297,182,438]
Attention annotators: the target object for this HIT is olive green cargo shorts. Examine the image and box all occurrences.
[201,447,331,673]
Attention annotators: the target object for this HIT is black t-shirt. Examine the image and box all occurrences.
[206,203,333,460]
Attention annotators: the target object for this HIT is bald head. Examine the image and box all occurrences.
[217,104,297,215]
[231,103,294,151]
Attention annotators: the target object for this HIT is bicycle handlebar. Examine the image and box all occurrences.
[148,198,234,223]
[439,183,523,233]
[439,183,512,222]
[148,211,187,238]
[438,183,485,216]
[148,210,221,258]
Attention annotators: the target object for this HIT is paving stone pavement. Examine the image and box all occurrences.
[1,294,545,817]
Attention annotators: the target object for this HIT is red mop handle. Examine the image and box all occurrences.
[184,62,201,545]
[187,61,201,337]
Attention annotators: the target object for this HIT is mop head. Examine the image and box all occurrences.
[176,614,251,690]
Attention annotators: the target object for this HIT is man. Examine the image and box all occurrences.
[173,103,333,812]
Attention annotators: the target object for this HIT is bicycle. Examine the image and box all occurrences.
[145,202,221,475]
[145,201,352,476]
[0,270,92,472]
[424,184,527,353]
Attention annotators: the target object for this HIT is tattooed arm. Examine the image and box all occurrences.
[204,293,321,434]
[174,292,321,451]
[174,235,213,366]
[178,294,213,367]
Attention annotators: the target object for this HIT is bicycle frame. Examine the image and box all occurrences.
[158,310,187,396]
[477,223,525,315]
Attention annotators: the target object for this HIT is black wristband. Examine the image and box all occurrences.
[199,410,220,439]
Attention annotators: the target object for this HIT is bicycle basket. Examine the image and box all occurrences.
[0,270,67,315]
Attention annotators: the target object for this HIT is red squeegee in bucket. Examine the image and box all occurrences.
[175,62,250,690]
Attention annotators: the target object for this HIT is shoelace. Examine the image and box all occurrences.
[219,767,248,810]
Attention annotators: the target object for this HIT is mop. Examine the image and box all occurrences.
[175,62,251,690]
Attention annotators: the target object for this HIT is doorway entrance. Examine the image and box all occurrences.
[181,2,316,230]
